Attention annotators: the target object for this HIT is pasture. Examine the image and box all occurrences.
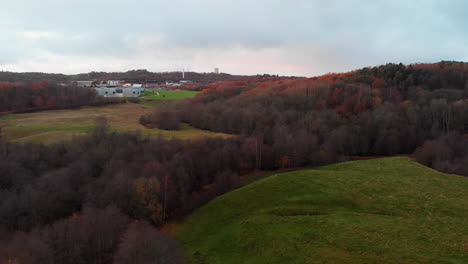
[174,157,468,264]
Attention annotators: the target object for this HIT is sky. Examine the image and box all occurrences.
[0,0,467,76]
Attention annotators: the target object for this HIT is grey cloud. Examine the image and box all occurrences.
[0,0,467,75]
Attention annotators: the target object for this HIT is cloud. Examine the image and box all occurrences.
[0,0,467,76]
[16,31,56,40]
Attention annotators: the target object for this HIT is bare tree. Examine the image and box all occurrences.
[114,221,184,264]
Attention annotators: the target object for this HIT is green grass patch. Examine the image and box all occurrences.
[174,157,468,264]
[6,124,93,141]
[139,90,199,107]
[11,130,89,144]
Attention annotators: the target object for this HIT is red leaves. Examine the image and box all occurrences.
[46,97,57,106]
[33,96,44,107]
[0,82,11,91]
[372,78,386,88]
[328,87,343,107]
[31,80,48,90]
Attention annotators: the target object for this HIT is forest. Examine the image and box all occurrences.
[0,118,241,263]
[0,69,288,84]
[172,62,468,173]
[1,61,467,263]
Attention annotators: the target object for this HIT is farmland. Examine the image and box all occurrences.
[174,157,468,264]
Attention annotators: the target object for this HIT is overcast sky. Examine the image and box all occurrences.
[1,0,467,76]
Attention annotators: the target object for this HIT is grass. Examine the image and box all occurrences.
[0,103,230,144]
[138,89,200,107]
[173,157,468,264]
[0,89,204,144]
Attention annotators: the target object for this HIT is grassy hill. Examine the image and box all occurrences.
[174,157,468,264]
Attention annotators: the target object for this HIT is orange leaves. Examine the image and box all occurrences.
[201,80,247,98]
[373,96,383,107]
[277,155,290,169]
[257,82,268,89]
[132,177,163,225]
[401,100,413,108]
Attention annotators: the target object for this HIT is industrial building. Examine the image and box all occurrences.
[94,86,144,98]
[76,81,95,87]
[76,80,144,98]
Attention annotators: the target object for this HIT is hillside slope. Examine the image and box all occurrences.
[174,157,468,264]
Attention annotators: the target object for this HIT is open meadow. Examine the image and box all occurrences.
[174,157,468,264]
[0,103,229,144]
[138,89,200,107]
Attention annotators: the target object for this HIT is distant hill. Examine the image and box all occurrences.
[174,157,468,264]
[0,69,292,83]
[1,61,466,85]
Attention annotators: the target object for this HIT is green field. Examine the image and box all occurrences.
[139,89,200,107]
[0,103,229,144]
[0,89,203,143]
[174,157,468,264]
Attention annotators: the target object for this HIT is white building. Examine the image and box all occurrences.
[76,80,144,97]
[76,81,95,87]
[165,81,181,87]
[107,80,122,86]
[94,86,144,98]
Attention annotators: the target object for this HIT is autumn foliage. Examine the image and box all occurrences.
[177,61,468,170]
[1,61,468,263]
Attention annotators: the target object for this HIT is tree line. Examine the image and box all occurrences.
[0,81,125,113]
[0,69,293,84]
[414,132,468,176]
